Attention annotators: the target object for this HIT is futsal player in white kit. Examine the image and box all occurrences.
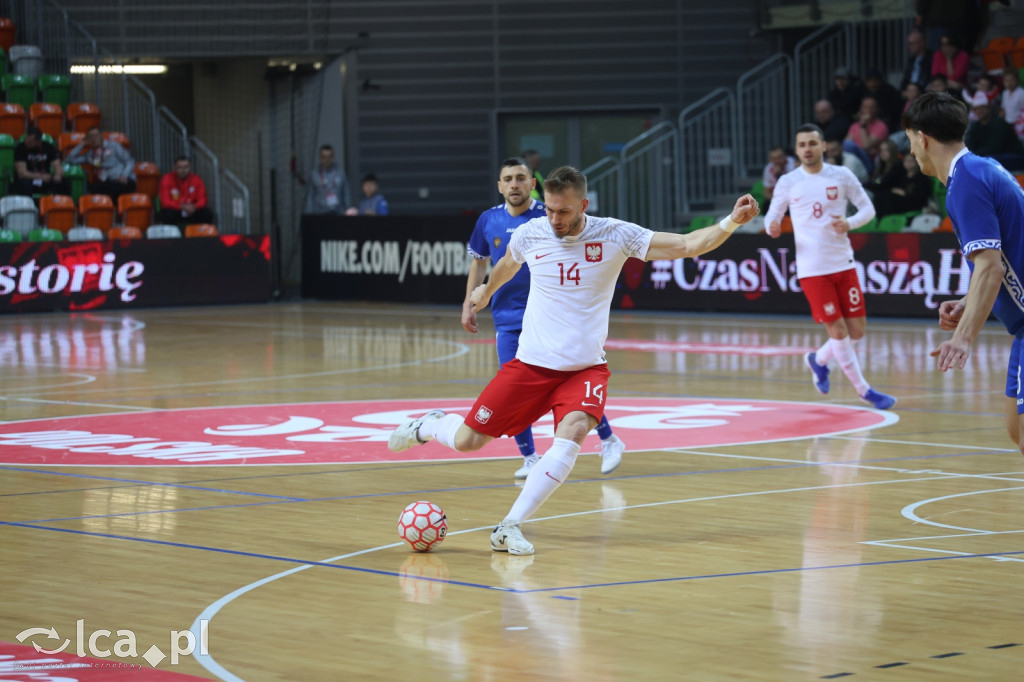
[764,123,897,410]
[388,166,760,555]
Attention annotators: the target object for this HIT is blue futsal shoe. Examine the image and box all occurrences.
[860,388,896,410]
[804,351,830,395]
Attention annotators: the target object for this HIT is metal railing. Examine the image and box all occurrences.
[5,0,254,234]
[189,136,223,226]
[158,106,191,172]
[678,88,737,215]
[580,156,623,219]
[620,122,679,230]
[736,53,795,178]
[793,22,849,129]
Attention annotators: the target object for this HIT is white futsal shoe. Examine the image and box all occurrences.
[387,410,446,452]
[490,520,534,555]
[513,454,539,479]
[600,434,625,474]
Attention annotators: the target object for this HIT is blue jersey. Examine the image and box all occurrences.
[947,150,1024,335]
[466,199,546,331]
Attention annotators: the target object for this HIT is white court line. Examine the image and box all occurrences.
[0,398,158,412]
[831,435,1016,451]
[186,471,963,682]
[7,341,471,399]
[902,487,1024,532]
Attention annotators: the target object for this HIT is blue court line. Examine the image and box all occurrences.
[511,550,1024,593]
[0,521,505,591]
[4,448,1009,526]
[0,465,307,501]
[3,521,1021,595]
[0,459,479,498]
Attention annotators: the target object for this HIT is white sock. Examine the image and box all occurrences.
[815,338,833,366]
[417,414,462,449]
[831,337,870,395]
[506,438,581,522]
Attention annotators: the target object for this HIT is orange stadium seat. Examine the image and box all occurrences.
[979,36,1015,72]
[78,194,115,231]
[0,19,15,52]
[103,131,130,150]
[58,131,84,159]
[65,102,101,133]
[117,193,152,230]
[107,225,143,240]
[39,195,76,232]
[937,216,955,232]
[1011,37,1024,70]
[0,103,26,139]
[780,215,793,234]
[29,102,63,139]
[185,223,218,238]
[134,161,160,199]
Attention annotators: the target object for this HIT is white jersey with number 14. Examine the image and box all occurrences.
[507,215,654,371]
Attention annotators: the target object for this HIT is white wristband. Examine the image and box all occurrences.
[719,216,740,233]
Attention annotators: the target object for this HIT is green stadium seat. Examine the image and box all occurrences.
[0,132,14,181]
[878,214,908,233]
[931,177,947,218]
[859,217,879,232]
[2,73,35,110]
[28,227,63,242]
[0,48,6,78]
[687,214,716,232]
[63,163,86,201]
[38,74,71,109]
[0,227,20,243]
[750,179,765,209]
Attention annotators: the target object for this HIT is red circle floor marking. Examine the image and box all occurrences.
[0,398,897,467]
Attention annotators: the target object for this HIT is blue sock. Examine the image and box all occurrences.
[513,428,535,457]
[596,415,613,440]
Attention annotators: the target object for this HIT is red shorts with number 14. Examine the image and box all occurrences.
[799,268,865,324]
[466,358,611,438]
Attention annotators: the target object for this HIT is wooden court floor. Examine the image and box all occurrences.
[1,301,1022,681]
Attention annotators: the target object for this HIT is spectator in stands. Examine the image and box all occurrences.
[847,96,889,159]
[863,69,903,130]
[522,149,545,200]
[825,137,869,184]
[868,139,905,193]
[1000,70,1024,130]
[901,29,933,91]
[11,126,69,198]
[157,156,215,226]
[813,99,852,143]
[65,126,136,201]
[304,144,351,216]
[872,153,931,219]
[930,34,969,93]
[762,146,796,206]
[357,173,389,215]
[964,91,1024,169]
[963,74,1000,121]
[902,82,923,115]
[828,67,866,120]
[927,73,953,97]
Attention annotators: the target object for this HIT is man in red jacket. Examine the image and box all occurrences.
[157,156,215,225]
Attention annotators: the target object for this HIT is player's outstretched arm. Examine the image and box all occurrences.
[470,249,522,313]
[462,257,488,333]
[645,194,760,261]
[931,249,1004,371]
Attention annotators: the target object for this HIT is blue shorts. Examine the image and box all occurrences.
[496,328,521,368]
[1005,335,1024,414]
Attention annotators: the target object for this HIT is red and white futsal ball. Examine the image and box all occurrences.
[397,500,448,552]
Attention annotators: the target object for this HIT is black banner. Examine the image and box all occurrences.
[0,235,272,313]
[301,214,477,302]
[301,216,969,318]
[613,232,970,318]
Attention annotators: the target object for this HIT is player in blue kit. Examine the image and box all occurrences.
[462,157,626,478]
[902,92,1024,454]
